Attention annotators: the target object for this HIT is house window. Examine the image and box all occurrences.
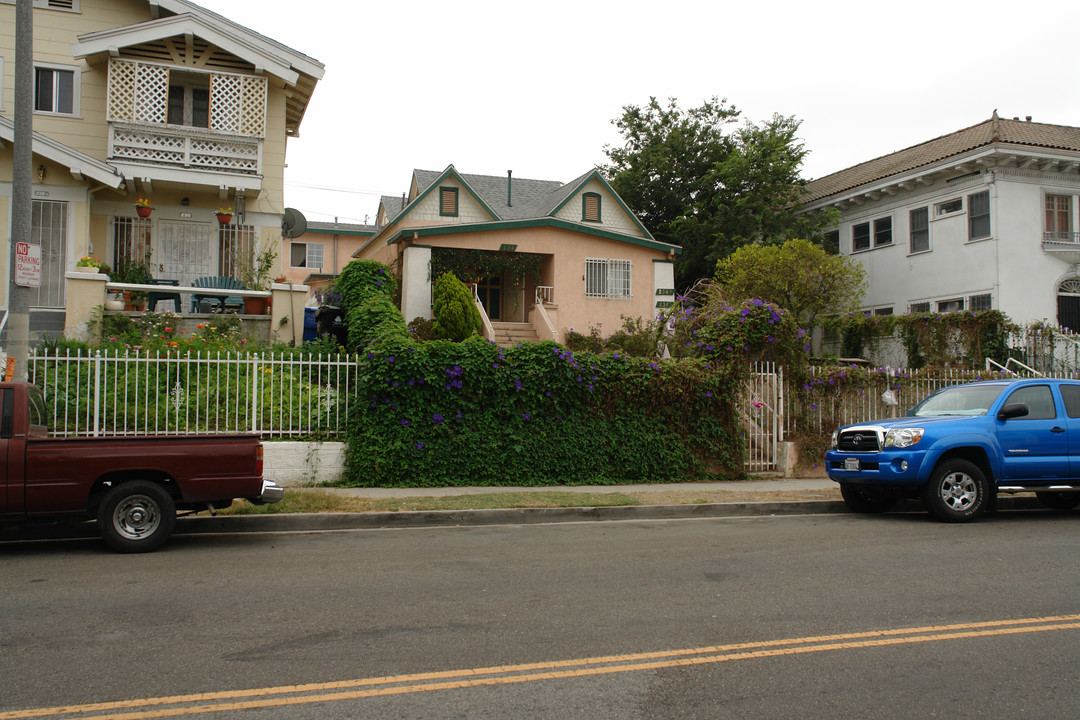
[290,241,324,269]
[852,222,870,252]
[167,70,209,128]
[936,198,962,216]
[910,207,929,253]
[874,307,894,316]
[582,193,601,222]
[873,217,892,247]
[34,64,78,115]
[938,298,964,313]
[1046,194,1072,241]
[439,187,459,217]
[910,302,931,313]
[585,258,631,299]
[969,293,992,312]
[968,190,990,240]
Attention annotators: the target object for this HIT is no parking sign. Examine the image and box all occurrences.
[14,242,40,288]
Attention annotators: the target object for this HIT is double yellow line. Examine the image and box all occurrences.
[6,614,1080,720]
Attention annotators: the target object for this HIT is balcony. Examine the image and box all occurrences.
[1043,231,1080,264]
[108,122,262,189]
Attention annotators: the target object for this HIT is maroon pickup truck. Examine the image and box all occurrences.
[0,382,282,552]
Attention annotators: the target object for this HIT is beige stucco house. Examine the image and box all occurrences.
[354,166,680,344]
[0,0,322,341]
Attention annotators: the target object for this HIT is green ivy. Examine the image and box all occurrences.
[431,248,543,288]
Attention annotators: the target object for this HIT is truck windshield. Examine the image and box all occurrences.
[911,385,1007,417]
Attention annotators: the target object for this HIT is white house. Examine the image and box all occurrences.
[801,112,1080,330]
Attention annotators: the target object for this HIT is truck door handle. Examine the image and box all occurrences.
[1051,427,1066,433]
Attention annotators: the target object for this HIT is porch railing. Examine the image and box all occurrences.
[533,286,558,341]
[109,121,261,176]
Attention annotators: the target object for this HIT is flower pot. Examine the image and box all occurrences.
[75,266,100,273]
[136,206,152,218]
[105,296,124,311]
[216,213,233,225]
[243,297,268,315]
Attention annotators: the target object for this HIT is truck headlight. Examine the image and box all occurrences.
[831,430,838,449]
[885,427,924,448]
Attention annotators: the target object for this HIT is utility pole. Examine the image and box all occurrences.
[9,0,33,381]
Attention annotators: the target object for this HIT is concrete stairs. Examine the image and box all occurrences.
[490,322,539,347]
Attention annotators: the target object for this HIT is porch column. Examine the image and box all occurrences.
[401,245,432,323]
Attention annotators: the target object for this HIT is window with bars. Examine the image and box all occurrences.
[34,64,77,115]
[910,302,931,313]
[968,190,990,240]
[1046,194,1072,240]
[290,241,324,269]
[582,193,601,222]
[219,225,257,278]
[969,293,992,312]
[111,216,152,274]
[938,298,964,313]
[439,187,459,217]
[910,207,929,253]
[585,258,631,299]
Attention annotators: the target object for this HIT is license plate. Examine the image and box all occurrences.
[844,458,860,472]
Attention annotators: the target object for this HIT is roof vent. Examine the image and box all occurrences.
[507,170,513,207]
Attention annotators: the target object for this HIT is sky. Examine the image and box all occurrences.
[196,0,1080,226]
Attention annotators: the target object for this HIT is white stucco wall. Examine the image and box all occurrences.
[263,441,347,486]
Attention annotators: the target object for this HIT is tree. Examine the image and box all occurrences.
[432,272,482,342]
[603,97,835,288]
[714,238,866,327]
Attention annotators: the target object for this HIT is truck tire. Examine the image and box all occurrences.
[1035,491,1080,511]
[922,459,988,523]
[840,484,897,513]
[97,481,177,553]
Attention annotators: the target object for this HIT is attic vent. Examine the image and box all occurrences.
[439,187,459,217]
[582,193,601,223]
[32,0,78,9]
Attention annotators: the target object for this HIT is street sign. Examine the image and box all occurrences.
[14,242,40,288]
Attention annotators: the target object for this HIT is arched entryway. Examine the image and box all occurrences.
[1058,277,1080,331]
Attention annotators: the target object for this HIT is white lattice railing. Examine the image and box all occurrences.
[109,122,261,176]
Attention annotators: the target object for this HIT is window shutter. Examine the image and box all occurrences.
[440,187,458,217]
[583,194,600,222]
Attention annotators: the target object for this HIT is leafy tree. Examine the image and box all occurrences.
[432,272,482,341]
[603,96,836,288]
[714,238,866,327]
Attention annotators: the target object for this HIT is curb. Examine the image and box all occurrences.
[173,499,850,535]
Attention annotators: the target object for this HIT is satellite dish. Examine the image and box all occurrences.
[282,207,308,239]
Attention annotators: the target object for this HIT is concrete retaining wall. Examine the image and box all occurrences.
[263,441,347,486]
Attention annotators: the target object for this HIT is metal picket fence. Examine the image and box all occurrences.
[29,349,359,438]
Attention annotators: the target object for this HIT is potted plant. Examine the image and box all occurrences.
[113,251,153,311]
[104,292,125,312]
[75,255,102,273]
[215,206,234,225]
[237,242,277,315]
[134,197,153,218]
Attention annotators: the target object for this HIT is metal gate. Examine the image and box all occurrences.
[156,220,213,285]
[744,362,783,472]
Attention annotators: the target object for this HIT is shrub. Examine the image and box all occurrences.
[431,272,482,342]
[346,295,407,350]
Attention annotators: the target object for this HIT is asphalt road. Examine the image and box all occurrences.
[2,509,1080,719]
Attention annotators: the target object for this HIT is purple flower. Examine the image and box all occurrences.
[400,419,411,426]
[523,413,531,421]
[388,356,395,363]
[416,442,423,450]
[433,414,443,424]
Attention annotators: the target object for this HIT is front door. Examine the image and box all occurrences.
[156,220,213,285]
[30,200,68,308]
[996,384,1070,480]
[476,276,501,321]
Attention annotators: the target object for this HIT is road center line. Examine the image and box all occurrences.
[5,614,1079,720]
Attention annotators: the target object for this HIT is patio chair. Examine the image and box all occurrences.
[190,276,244,313]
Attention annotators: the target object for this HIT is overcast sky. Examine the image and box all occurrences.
[197,0,1080,226]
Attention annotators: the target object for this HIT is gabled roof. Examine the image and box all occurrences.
[409,165,501,221]
[0,117,124,189]
[71,0,324,135]
[304,221,376,236]
[378,195,406,225]
[804,112,1080,204]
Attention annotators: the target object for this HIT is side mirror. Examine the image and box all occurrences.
[997,403,1029,421]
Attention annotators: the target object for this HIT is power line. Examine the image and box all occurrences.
[284,181,397,197]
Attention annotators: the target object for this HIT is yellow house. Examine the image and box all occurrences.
[354,166,680,344]
[0,0,322,340]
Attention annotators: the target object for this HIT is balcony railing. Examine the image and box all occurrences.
[109,122,261,176]
[1044,231,1080,245]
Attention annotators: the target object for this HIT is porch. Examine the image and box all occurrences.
[63,271,310,345]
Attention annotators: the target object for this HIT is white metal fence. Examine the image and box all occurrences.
[745,363,783,472]
[30,349,359,438]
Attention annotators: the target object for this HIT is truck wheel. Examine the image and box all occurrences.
[1035,491,1080,511]
[922,459,988,523]
[840,484,897,513]
[97,481,176,553]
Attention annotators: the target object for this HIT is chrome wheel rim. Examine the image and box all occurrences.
[113,495,161,540]
[940,472,978,511]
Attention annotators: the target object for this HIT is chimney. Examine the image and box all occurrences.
[1026,116,1033,122]
[507,170,513,207]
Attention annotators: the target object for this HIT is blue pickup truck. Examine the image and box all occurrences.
[826,378,1080,522]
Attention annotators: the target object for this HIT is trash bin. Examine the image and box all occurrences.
[314,306,347,345]
[303,306,318,342]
